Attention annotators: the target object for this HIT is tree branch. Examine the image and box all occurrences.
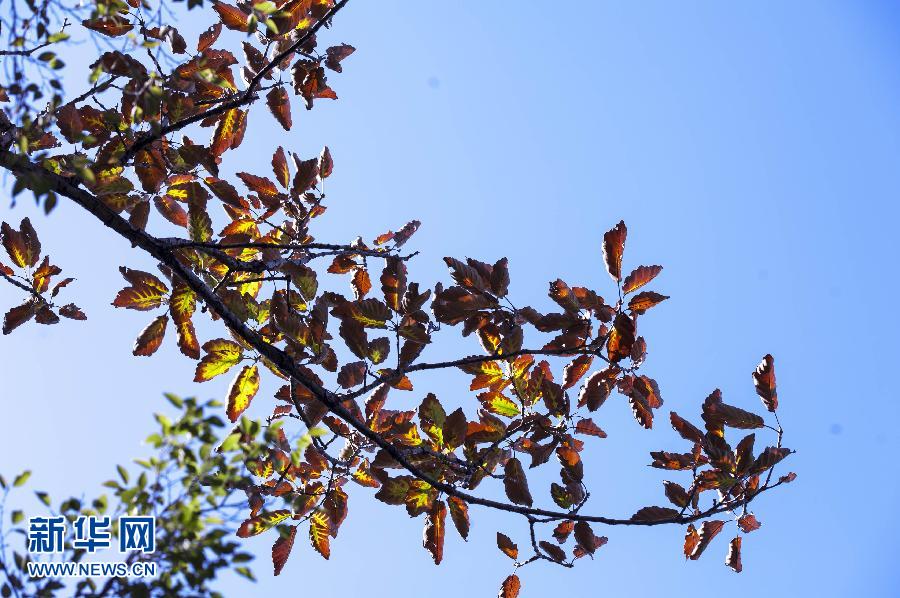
[120,0,351,164]
[0,149,787,529]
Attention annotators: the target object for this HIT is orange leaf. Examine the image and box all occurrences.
[500,575,521,598]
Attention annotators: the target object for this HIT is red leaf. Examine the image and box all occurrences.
[602,220,627,281]
[272,526,297,576]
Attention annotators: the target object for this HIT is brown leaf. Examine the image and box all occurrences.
[573,521,601,555]
[622,265,662,294]
[58,304,87,320]
[737,513,761,533]
[602,220,627,281]
[631,506,680,522]
[503,458,533,507]
[553,520,574,544]
[683,524,700,558]
[496,532,518,560]
[607,312,635,363]
[687,520,725,560]
[82,16,133,37]
[309,510,331,559]
[578,367,618,411]
[197,23,222,53]
[212,1,249,31]
[726,536,742,572]
[574,417,607,438]
[271,146,290,189]
[337,361,366,388]
[423,500,446,565]
[499,575,521,598]
[447,496,469,540]
[562,354,593,389]
[272,526,297,576]
[628,291,669,314]
[133,315,168,356]
[669,411,705,444]
[539,541,567,562]
[702,397,765,431]
[266,87,292,131]
[352,268,372,299]
[319,146,333,179]
[325,44,356,72]
[153,195,188,227]
[3,301,37,334]
[663,481,690,508]
[752,354,778,412]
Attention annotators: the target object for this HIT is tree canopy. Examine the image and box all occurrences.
[0,0,794,595]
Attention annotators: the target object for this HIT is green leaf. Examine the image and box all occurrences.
[13,471,31,487]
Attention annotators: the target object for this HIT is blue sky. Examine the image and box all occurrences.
[2,1,900,596]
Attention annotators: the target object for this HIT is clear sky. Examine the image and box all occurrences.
[2,1,899,596]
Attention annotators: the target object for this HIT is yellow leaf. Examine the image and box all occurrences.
[194,338,243,382]
[226,365,260,422]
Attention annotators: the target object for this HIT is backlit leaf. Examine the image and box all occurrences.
[309,509,331,559]
[496,532,518,560]
[272,525,297,576]
[447,496,469,540]
[133,315,168,357]
[499,575,521,598]
[628,291,669,314]
[423,500,446,565]
[752,354,778,412]
[237,510,291,538]
[266,87,292,131]
[622,265,662,294]
[602,220,627,281]
[226,365,260,422]
[726,536,742,573]
[194,339,243,382]
[686,520,725,560]
[503,458,532,507]
[213,1,250,31]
